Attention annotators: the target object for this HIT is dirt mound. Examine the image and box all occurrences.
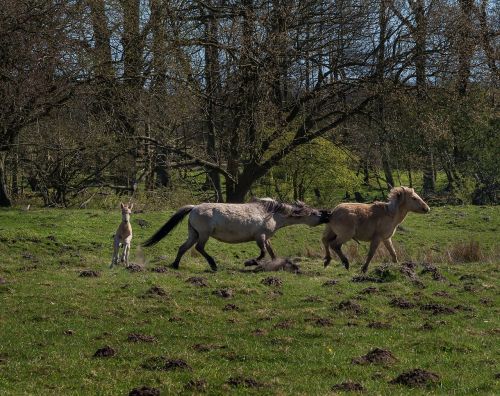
[128,333,157,343]
[420,263,445,281]
[314,318,333,327]
[192,343,225,352]
[322,279,338,286]
[420,303,456,315]
[141,356,191,371]
[432,290,451,298]
[135,219,150,228]
[400,262,425,288]
[79,270,100,277]
[0,277,6,284]
[227,376,264,388]
[145,285,168,297]
[360,286,378,294]
[302,295,323,303]
[186,276,209,287]
[352,348,398,365]
[213,288,234,298]
[223,303,239,311]
[331,381,364,392]
[168,316,183,322]
[390,297,415,309]
[126,264,143,272]
[129,386,160,396]
[93,346,116,358]
[367,321,391,329]
[252,328,268,336]
[261,276,283,287]
[274,320,294,329]
[150,266,169,273]
[389,369,440,387]
[185,379,207,392]
[338,300,363,314]
[351,275,383,283]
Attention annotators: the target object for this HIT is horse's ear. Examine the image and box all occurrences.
[129,203,134,210]
[120,202,124,209]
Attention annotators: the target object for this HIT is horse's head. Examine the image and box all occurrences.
[120,202,133,222]
[391,187,430,214]
[289,201,329,226]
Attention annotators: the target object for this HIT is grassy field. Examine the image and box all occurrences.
[0,205,499,395]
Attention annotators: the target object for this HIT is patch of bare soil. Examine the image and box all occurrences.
[322,279,338,286]
[420,303,456,315]
[389,369,440,387]
[0,277,6,284]
[145,285,168,297]
[479,298,493,306]
[223,303,239,311]
[213,288,234,298]
[252,328,268,336]
[128,386,160,396]
[63,329,74,336]
[186,276,209,287]
[268,289,283,297]
[420,263,445,281]
[227,376,264,388]
[21,251,38,261]
[367,321,391,329]
[390,297,415,309]
[93,346,116,358]
[79,270,100,277]
[419,322,435,331]
[0,353,8,364]
[351,275,383,283]
[302,295,323,303]
[459,274,478,281]
[337,300,363,314]
[150,266,169,273]
[274,320,294,329]
[360,286,378,294]
[141,356,191,371]
[168,316,183,322]
[331,381,365,392]
[192,343,225,352]
[126,264,143,272]
[128,333,157,343]
[352,348,398,365]
[135,219,150,228]
[454,304,474,312]
[185,379,207,392]
[312,317,333,327]
[261,276,283,287]
[400,262,425,288]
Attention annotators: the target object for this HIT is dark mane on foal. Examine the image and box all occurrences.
[251,198,312,216]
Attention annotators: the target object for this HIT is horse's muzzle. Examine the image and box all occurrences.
[319,210,331,224]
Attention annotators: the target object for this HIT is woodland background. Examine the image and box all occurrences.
[0,0,498,208]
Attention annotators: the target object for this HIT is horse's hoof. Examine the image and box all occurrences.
[323,258,331,268]
[244,259,257,267]
[343,261,350,270]
[361,266,368,273]
[170,262,179,270]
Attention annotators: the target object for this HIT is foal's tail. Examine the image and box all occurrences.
[142,205,195,247]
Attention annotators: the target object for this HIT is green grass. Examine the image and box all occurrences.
[0,206,499,395]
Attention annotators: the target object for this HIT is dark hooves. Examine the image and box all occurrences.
[244,259,258,267]
[343,261,350,270]
[323,258,331,268]
[170,262,179,270]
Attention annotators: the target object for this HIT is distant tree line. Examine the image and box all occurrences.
[0,0,498,207]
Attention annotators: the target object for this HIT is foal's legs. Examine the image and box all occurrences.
[245,235,267,266]
[195,237,217,271]
[171,224,198,269]
[110,237,120,268]
[123,242,131,266]
[361,238,381,273]
[383,238,398,263]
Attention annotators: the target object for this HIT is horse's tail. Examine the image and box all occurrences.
[142,205,195,247]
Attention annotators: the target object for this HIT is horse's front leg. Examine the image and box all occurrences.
[110,237,120,268]
[265,239,276,260]
[383,238,398,263]
[123,241,131,266]
[244,235,266,266]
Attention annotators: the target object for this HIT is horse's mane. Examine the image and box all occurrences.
[251,197,312,216]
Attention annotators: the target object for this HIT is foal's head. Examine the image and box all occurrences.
[389,187,430,214]
[288,201,330,226]
[120,202,133,222]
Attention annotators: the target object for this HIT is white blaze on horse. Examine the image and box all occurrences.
[110,203,133,268]
[142,198,330,271]
[322,187,430,273]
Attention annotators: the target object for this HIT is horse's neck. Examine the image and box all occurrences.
[274,215,301,229]
[389,204,409,226]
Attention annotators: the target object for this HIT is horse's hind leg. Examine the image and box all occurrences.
[245,235,266,266]
[332,244,350,270]
[195,238,217,271]
[110,237,120,268]
[171,224,198,269]
[322,227,336,268]
[361,238,381,273]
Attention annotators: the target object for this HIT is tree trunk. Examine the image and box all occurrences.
[0,151,12,207]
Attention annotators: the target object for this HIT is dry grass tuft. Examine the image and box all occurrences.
[446,240,484,263]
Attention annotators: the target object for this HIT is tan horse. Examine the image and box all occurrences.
[110,203,133,268]
[143,198,330,271]
[322,187,430,273]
